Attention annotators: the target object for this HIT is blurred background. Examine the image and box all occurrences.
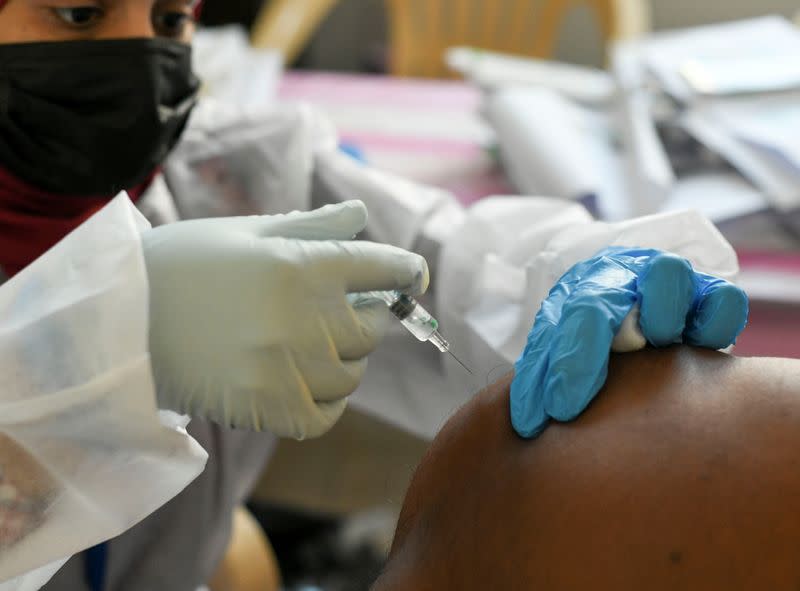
[200,0,800,70]
[195,3,800,591]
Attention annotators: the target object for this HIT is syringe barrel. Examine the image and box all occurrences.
[399,304,439,342]
[364,290,439,342]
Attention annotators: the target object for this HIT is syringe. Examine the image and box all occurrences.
[365,291,473,375]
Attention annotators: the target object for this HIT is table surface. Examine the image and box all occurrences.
[278,71,800,359]
[279,72,514,205]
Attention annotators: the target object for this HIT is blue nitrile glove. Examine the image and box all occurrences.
[510,247,749,438]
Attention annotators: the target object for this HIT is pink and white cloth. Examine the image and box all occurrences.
[279,72,513,206]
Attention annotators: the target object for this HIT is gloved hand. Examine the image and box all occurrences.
[511,247,749,438]
[142,200,429,439]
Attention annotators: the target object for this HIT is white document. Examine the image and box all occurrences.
[662,173,768,223]
[446,46,615,106]
[613,16,800,216]
[611,40,677,212]
[484,87,630,219]
[711,93,800,174]
[641,16,800,102]
[682,101,800,213]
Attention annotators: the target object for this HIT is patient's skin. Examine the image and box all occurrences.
[373,347,800,590]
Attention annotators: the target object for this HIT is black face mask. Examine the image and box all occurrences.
[0,37,199,196]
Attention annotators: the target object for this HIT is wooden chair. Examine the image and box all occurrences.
[386,0,649,77]
[251,0,341,65]
[251,0,649,76]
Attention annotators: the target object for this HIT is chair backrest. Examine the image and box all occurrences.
[386,0,648,78]
[251,0,648,77]
[251,0,341,64]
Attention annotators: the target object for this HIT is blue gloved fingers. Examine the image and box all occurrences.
[543,287,637,421]
[510,321,555,439]
[511,253,639,438]
[510,278,580,438]
[511,246,745,441]
[684,274,749,349]
[637,253,697,347]
[333,300,393,361]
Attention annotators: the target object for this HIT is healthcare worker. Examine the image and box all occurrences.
[0,1,748,590]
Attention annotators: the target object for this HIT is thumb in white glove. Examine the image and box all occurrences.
[142,200,428,439]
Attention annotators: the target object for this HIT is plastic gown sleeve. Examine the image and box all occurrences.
[164,99,337,219]
[313,149,460,254]
[0,194,207,590]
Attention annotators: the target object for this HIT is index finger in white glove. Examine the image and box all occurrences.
[314,240,430,296]
[250,200,369,241]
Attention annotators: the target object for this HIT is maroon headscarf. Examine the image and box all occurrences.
[0,170,156,277]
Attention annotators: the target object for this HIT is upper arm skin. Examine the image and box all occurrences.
[374,347,800,591]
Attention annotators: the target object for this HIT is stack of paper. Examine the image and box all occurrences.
[446,46,615,106]
[625,17,800,222]
[483,87,629,220]
[642,16,800,102]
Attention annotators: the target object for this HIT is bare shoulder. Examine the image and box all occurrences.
[377,348,800,590]
[447,347,800,446]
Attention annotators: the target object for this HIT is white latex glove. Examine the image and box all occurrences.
[142,200,429,439]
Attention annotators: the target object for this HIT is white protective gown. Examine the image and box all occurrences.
[0,99,739,589]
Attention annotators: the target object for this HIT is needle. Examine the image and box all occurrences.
[448,349,474,375]
[363,290,474,375]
